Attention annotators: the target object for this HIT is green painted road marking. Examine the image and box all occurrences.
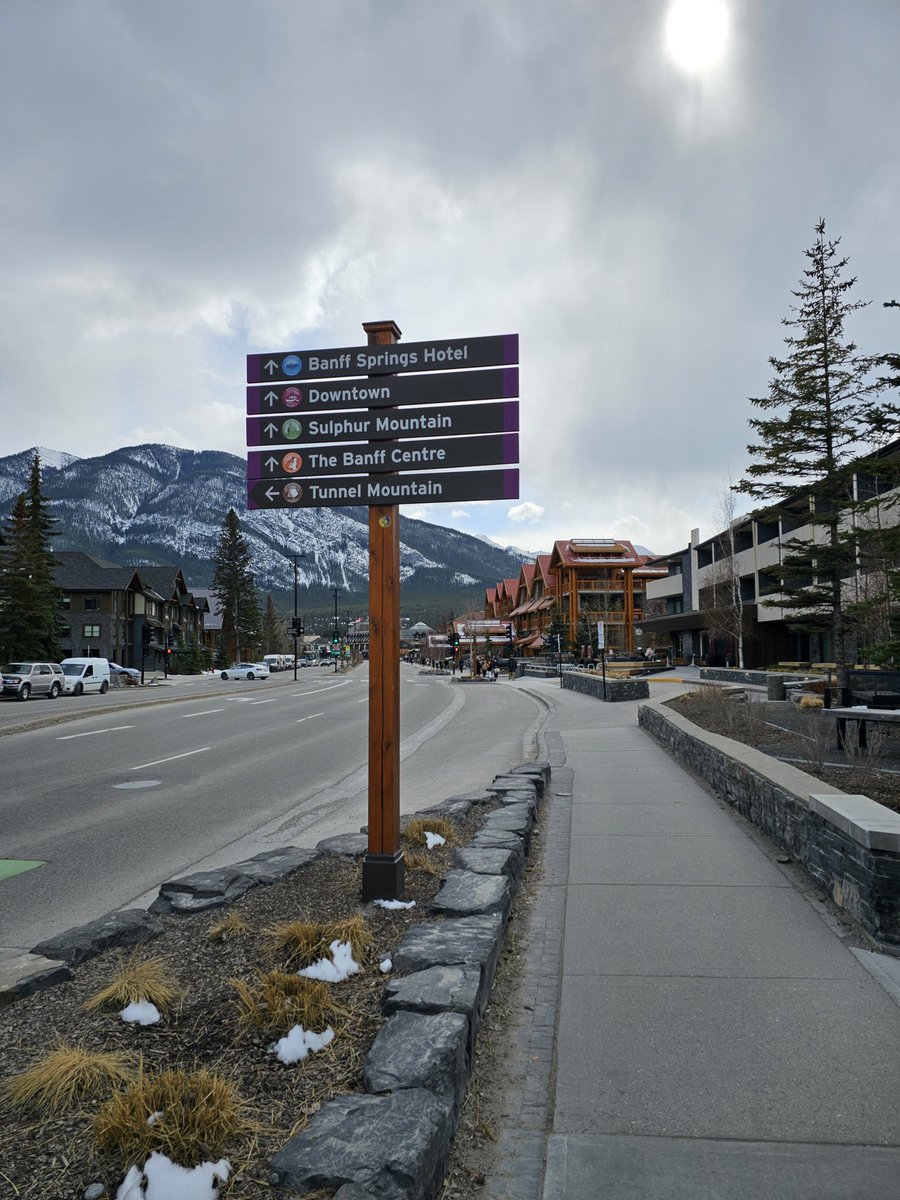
[0,859,45,881]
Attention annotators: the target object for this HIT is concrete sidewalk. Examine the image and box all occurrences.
[497,681,900,1199]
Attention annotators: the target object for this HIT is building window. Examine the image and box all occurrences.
[59,624,71,639]
[84,596,99,611]
[83,624,101,638]
[58,595,71,610]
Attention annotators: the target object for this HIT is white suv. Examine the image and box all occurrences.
[1,661,66,700]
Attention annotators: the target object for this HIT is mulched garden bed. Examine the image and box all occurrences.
[0,800,499,1199]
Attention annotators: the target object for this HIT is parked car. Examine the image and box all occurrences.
[1,661,66,700]
[220,662,270,680]
[60,657,111,696]
[109,662,140,684]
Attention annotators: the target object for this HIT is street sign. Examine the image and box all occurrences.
[247,401,519,449]
[246,366,518,415]
[597,621,605,649]
[247,333,518,384]
[248,433,518,480]
[247,468,519,509]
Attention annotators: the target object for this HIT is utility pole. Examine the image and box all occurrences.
[332,586,340,673]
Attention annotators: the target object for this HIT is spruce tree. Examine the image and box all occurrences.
[211,509,261,665]
[0,452,62,661]
[736,220,897,690]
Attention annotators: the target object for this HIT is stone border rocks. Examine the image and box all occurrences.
[4,760,552,1200]
[639,696,900,950]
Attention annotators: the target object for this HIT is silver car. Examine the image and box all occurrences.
[1,661,66,700]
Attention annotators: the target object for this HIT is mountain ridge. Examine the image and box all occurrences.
[0,444,531,609]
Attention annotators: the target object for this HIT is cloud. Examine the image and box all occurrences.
[508,502,545,524]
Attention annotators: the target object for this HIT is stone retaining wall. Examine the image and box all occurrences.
[700,667,815,688]
[638,698,900,950]
[562,671,650,702]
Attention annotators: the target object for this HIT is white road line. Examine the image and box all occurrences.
[357,698,368,704]
[130,747,210,771]
[229,697,255,703]
[57,725,134,740]
[181,708,225,718]
[296,712,324,724]
[251,698,278,705]
[291,682,350,697]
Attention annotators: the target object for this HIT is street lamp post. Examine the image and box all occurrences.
[285,552,308,681]
[332,586,340,672]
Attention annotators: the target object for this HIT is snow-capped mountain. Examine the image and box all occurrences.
[0,445,528,604]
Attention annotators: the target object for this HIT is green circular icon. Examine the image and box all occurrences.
[282,418,302,439]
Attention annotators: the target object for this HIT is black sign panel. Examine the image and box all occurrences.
[246,400,519,448]
[247,333,518,384]
[246,366,518,415]
[247,468,520,509]
[248,433,518,480]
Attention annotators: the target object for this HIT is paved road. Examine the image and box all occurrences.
[0,665,547,957]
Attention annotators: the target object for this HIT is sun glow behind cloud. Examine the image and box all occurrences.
[663,0,731,76]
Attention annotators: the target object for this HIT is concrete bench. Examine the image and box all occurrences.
[820,706,900,750]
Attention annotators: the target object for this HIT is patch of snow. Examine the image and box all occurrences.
[270,1024,335,1065]
[424,832,446,849]
[119,1000,161,1026]
[373,898,416,910]
[451,572,478,586]
[298,939,359,983]
[115,1152,230,1200]
[379,958,393,973]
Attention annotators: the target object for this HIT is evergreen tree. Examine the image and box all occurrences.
[547,602,569,659]
[261,593,285,654]
[0,452,62,661]
[211,509,261,664]
[736,220,897,690]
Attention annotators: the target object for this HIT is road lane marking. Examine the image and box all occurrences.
[181,708,225,717]
[250,698,278,705]
[291,682,350,697]
[130,747,211,771]
[57,726,134,740]
[296,713,324,724]
[0,859,45,881]
[357,698,368,704]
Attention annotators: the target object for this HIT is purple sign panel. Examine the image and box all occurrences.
[245,366,518,415]
[248,433,518,480]
[247,468,520,510]
[247,333,518,384]
[247,400,519,448]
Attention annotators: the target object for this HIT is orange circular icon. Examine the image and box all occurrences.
[282,452,302,474]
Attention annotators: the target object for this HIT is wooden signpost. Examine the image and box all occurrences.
[245,321,520,899]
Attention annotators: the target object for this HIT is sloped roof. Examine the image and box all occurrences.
[51,551,140,592]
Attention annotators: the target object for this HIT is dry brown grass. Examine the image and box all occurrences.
[267,914,372,968]
[230,971,337,1035]
[83,955,181,1014]
[405,851,444,877]
[92,1066,250,1168]
[0,1044,137,1113]
[404,816,456,847]
[798,695,824,709]
[206,911,251,941]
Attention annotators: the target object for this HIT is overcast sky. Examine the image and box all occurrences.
[2,1,898,555]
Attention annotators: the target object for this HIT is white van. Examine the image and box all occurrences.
[60,657,111,696]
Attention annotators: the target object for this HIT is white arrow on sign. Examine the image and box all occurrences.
[265,456,279,470]
[264,390,279,407]
[265,487,279,501]
[264,422,278,436]
[264,359,278,375]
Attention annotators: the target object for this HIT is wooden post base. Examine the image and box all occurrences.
[361,851,406,902]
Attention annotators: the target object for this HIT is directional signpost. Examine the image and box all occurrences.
[245,321,520,900]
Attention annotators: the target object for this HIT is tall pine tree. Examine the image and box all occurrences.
[736,220,897,690]
[211,508,261,665]
[0,452,62,661]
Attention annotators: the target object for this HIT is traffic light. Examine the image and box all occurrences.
[166,630,176,648]
[506,624,514,643]
[452,631,460,649]
[141,626,152,653]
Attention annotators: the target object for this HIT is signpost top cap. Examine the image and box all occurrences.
[362,319,402,340]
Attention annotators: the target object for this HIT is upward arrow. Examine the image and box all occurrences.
[265,391,279,406]
[265,456,279,471]
[264,422,278,437]
[264,359,278,375]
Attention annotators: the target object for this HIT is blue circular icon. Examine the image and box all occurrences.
[281,354,303,377]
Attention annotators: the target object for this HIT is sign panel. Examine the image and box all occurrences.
[247,333,518,384]
[247,400,519,449]
[246,366,518,415]
[596,621,605,650]
[247,468,519,509]
[248,433,518,480]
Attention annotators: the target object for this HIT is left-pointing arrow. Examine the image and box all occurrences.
[265,487,279,501]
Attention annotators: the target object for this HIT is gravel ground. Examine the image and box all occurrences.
[0,802,501,1200]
